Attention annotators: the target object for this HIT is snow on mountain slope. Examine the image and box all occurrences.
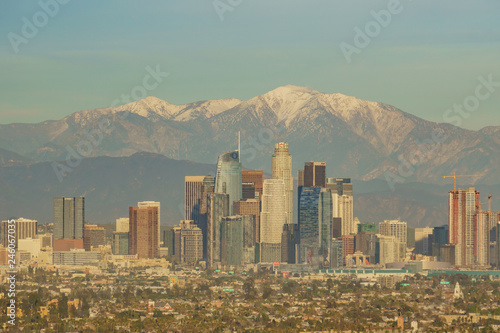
[174,98,242,121]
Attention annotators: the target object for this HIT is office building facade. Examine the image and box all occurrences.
[303,162,326,188]
[272,142,293,225]
[53,197,85,240]
[129,206,159,259]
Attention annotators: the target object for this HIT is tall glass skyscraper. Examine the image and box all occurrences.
[215,151,242,215]
[298,187,321,263]
[53,197,85,240]
[207,192,230,268]
[319,190,333,257]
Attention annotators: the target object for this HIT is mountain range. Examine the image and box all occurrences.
[1,85,499,227]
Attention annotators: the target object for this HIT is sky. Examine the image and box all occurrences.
[1,0,499,130]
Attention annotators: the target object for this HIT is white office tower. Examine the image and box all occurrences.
[260,179,286,262]
[138,201,161,248]
[333,194,354,236]
[272,142,293,225]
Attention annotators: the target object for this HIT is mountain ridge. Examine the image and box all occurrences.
[0,85,499,185]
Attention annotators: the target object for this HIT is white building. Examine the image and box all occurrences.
[333,194,355,236]
[272,142,293,226]
[18,238,41,258]
[379,219,407,247]
[260,179,286,262]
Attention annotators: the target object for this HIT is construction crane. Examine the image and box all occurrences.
[442,172,485,191]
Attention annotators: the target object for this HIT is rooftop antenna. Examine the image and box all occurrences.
[238,131,241,162]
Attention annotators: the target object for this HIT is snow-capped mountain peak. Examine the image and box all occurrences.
[111,96,183,119]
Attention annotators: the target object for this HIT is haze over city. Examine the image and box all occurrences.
[1,1,500,331]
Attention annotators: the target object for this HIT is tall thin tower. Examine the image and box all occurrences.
[272,142,293,225]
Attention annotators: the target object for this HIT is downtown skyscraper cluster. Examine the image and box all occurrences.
[180,141,358,269]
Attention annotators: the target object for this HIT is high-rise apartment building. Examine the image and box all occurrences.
[129,205,159,259]
[319,190,333,258]
[448,187,480,266]
[379,219,407,247]
[185,175,214,257]
[330,238,343,268]
[334,194,355,236]
[260,179,286,262]
[304,162,326,188]
[137,201,161,250]
[476,211,490,266]
[1,218,37,247]
[53,197,85,240]
[272,142,293,225]
[215,151,242,215]
[340,235,356,266]
[178,220,203,265]
[207,193,230,267]
[185,176,207,221]
[376,234,402,265]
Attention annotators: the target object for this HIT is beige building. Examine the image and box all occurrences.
[377,234,404,265]
[415,226,434,255]
[379,219,407,246]
[115,218,129,233]
[272,142,293,225]
[1,217,38,247]
[179,220,203,265]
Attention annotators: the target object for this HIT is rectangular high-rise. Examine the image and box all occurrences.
[272,143,293,225]
[185,176,207,221]
[137,201,161,250]
[53,197,85,240]
[260,179,286,263]
[379,219,407,247]
[129,206,159,259]
[1,218,38,247]
[207,193,229,267]
[83,224,106,251]
[448,187,480,266]
[298,187,321,263]
[177,220,203,265]
[220,215,255,266]
[303,162,326,188]
[185,175,214,258]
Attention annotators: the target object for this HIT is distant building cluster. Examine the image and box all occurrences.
[1,142,499,272]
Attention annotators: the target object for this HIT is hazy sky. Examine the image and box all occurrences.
[1,0,499,130]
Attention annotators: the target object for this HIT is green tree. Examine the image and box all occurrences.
[58,294,68,318]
